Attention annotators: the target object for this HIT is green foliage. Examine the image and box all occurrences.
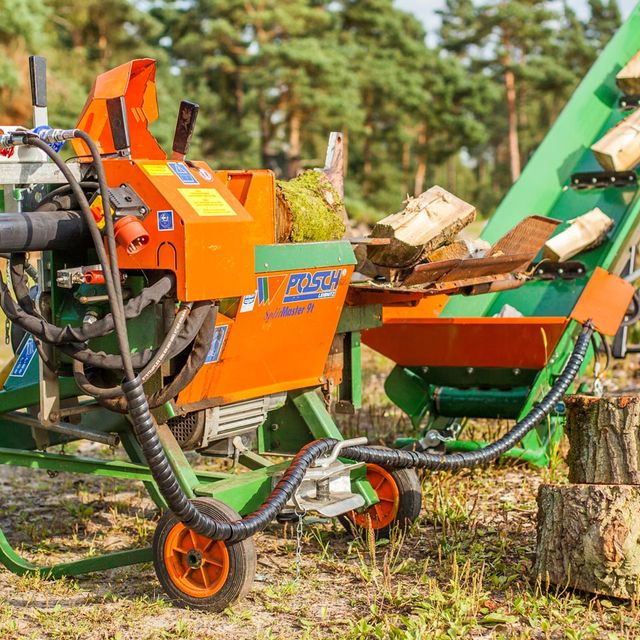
[0,0,625,219]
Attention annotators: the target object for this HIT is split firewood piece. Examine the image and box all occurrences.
[543,207,613,262]
[591,107,640,172]
[616,50,640,95]
[565,394,640,484]
[367,186,476,268]
[535,483,640,599]
[425,238,491,262]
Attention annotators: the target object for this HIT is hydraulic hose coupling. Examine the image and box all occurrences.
[34,127,77,144]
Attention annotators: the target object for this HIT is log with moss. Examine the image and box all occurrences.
[276,171,346,243]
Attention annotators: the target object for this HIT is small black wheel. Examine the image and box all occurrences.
[340,459,422,539]
[153,498,256,612]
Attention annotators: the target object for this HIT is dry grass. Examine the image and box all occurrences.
[0,346,639,639]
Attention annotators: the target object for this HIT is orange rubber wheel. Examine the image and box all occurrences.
[341,461,422,539]
[164,524,230,598]
[350,464,400,530]
[153,498,256,611]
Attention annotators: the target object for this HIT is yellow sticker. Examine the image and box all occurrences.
[89,194,111,229]
[178,188,237,217]
[142,163,174,176]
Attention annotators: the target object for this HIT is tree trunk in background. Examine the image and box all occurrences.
[535,484,640,599]
[414,124,428,196]
[258,92,272,168]
[400,140,410,196]
[288,109,302,178]
[505,66,521,182]
[234,71,245,117]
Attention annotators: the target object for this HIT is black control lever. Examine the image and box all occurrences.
[106,96,131,155]
[172,100,199,160]
[28,56,48,127]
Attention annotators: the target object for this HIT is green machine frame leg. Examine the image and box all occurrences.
[0,384,380,580]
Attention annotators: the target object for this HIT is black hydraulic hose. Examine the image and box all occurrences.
[342,321,593,471]
[58,301,211,371]
[127,321,592,542]
[36,181,99,208]
[96,305,216,412]
[73,302,195,399]
[70,131,136,381]
[621,289,640,327]
[9,253,38,317]
[1,264,175,344]
[23,135,136,382]
[123,374,337,543]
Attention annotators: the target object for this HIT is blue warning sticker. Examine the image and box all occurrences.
[10,336,37,378]
[157,209,174,231]
[205,325,229,364]
[168,161,199,185]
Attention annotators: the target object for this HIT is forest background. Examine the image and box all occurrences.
[0,0,626,219]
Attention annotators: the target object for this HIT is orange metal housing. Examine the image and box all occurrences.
[176,265,354,409]
[362,268,633,370]
[101,159,276,301]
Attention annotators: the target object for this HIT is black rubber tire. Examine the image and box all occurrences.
[339,459,422,540]
[153,498,256,612]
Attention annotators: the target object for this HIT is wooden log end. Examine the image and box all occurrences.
[565,394,640,485]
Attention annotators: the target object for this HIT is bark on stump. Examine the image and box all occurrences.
[534,484,640,599]
[535,394,640,599]
[565,394,640,484]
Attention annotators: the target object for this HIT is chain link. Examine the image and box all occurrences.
[295,508,305,580]
[4,259,10,345]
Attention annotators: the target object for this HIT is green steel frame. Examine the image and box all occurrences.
[0,382,378,578]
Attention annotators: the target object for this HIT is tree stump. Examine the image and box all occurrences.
[536,393,640,599]
[534,484,640,599]
[565,394,640,484]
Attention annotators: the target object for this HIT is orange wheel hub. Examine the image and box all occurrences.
[164,523,230,598]
[349,464,400,530]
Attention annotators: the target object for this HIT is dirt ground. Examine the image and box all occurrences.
[1,348,640,639]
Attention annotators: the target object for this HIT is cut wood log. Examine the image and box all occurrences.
[276,170,346,243]
[616,51,640,95]
[426,238,491,262]
[543,207,614,262]
[367,186,476,268]
[591,107,640,172]
[534,483,640,599]
[565,394,640,484]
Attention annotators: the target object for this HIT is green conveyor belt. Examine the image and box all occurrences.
[444,3,640,320]
[386,3,640,465]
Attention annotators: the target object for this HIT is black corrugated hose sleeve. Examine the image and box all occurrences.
[341,321,594,471]
[125,321,592,542]
[123,371,337,543]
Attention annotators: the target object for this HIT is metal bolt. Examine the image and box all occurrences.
[513,368,521,376]
[270,423,279,431]
[466,367,474,374]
